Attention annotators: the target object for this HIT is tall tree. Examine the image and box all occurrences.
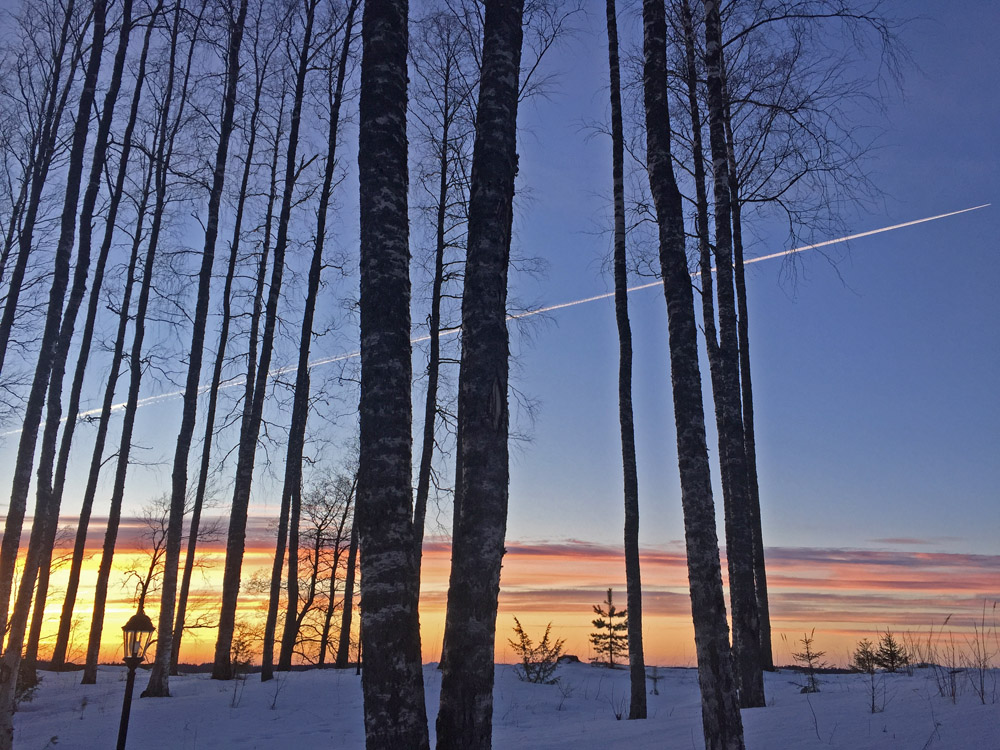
[355,0,430,743]
[408,8,477,577]
[262,0,359,680]
[48,1,164,667]
[641,0,744,745]
[604,0,646,720]
[721,64,773,671]
[435,0,524,747]
[21,0,136,673]
[169,0,283,675]
[0,1,109,743]
[143,0,249,698]
[212,0,319,681]
[702,0,765,706]
[0,0,91,644]
[81,0,199,685]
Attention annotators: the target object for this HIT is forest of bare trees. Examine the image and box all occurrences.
[0,0,903,747]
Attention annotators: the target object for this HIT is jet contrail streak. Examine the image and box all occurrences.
[4,203,988,436]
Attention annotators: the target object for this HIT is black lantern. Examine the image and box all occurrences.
[117,608,155,750]
[122,610,155,663]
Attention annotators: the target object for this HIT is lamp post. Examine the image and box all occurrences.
[117,608,155,750]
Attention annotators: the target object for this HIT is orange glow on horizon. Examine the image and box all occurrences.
[17,516,1000,669]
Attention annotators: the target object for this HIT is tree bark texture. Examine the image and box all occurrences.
[356,0,430,745]
[701,0,765,707]
[721,65,773,671]
[435,1,524,748]
[642,0,745,747]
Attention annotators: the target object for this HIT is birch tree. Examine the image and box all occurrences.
[355,0,430,743]
[604,0,645,720]
[436,0,525,747]
[144,0,249,698]
[641,0,744,745]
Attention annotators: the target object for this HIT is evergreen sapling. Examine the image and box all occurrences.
[590,588,629,667]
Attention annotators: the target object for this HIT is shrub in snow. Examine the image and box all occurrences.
[792,630,826,693]
[508,617,566,684]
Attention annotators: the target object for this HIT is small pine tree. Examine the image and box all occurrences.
[853,638,884,713]
[852,638,878,674]
[508,617,565,684]
[792,629,826,693]
[590,588,628,667]
[874,630,908,673]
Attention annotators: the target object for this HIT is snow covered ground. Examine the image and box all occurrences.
[15,662,999,749]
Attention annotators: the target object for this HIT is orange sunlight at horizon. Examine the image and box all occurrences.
[20,516,1000,669]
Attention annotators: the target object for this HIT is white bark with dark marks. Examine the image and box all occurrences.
[642,0,744,746]
[436,1,524,747]
[702,0,765,707]
[356,0,430,744]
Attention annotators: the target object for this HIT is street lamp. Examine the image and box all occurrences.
[117,608,155,750]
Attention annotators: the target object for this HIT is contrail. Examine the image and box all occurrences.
[512,203,991,319]
[4,203,988,436]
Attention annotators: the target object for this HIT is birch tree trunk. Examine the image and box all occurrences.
[641,0,744,746]
[334,522,358,668]
[143,0,249,699]
[701,0,765,707]
[605,0,646,721]
[0,3,110,730]
[721,66,773,671]
[81,0,198,685]
[436,1,524,747]
[212,0,318,681]
[48,3,162,667]
[356,0,430,744]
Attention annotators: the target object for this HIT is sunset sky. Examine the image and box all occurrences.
[6,0,999,670]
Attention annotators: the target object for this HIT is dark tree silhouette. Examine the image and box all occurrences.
[436,0,525,747]
[212,0,319,681]
[144,0,249,699]
[590,588,629,667]
[0,2,110,743]
[355,0,430,744]
[641,0,745,745]
[49,0,164,667]
[604,0,645,719]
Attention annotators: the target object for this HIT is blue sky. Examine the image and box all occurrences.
[502,0,999,557]
[4,0,996,565]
